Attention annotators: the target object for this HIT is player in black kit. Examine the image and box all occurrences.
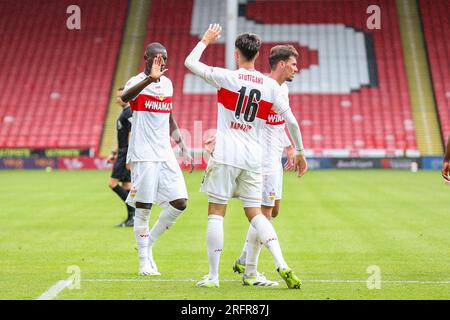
[107,87,135,227]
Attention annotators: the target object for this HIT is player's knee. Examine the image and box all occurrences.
[272,207,279,218]
[136,202,152,210]
[170,198,187,211]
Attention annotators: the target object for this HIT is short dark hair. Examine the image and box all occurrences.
[269,45,299,70]
[235,33,261,61]
[118,86,124,91]
[145,42,166,56]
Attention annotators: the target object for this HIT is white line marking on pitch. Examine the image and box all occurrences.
[81,278,450,285]
[37,277,450,299]
[36,279,73,300]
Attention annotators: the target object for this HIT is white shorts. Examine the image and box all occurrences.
[126,158,188,208]
[200,159,262,208]
[262,165,283,207]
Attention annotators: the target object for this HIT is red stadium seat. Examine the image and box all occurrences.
[0,0,128,151]
[419,0,450,140]
[141,0,418,156]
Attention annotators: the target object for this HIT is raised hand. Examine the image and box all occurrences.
[149,54,168,81]
[294,155,308,177]
[201,23,222,46]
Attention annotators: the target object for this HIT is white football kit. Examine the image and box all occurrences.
[124,73,188,207]
[185,42,304,207]
[261,83,292,206]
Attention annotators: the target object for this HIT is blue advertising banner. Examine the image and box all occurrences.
[0,157,58,170]
[421,157,443,170]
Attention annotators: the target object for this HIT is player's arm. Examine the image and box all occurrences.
[121,54,168,103]
[184,24,223,89]
[170,112,194,173]
[282,131,295,171]
[273,95,307,177]
[442,134,450,182]
[107,145,118,164]
[204,135,216,156]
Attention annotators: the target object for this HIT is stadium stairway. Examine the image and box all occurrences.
[96,0,434,158]
[99,0,152,157]
[396,0,443,155]
[418,0,450,150]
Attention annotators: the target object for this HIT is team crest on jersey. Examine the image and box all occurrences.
[268,191,276,201]
[129,187,137,198]
[159,95,165,101]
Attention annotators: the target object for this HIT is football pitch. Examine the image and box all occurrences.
[0,169,449,300]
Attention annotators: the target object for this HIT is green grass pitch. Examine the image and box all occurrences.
[0,169,449,300]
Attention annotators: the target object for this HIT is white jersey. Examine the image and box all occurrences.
[124,72,175,163]
[262,83,292,172]
[199,66,291,173]
[186,42,305,171]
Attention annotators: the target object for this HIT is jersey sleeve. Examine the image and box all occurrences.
[282,129,292,148]
[124,109,133,133]
[272,83,305,152]
[280,84,293,147]
[184,41,231,89]
[123,76,140,101]
[272,85,291,116]
[209,67,232,89]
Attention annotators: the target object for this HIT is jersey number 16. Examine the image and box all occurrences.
[235,86,261,122]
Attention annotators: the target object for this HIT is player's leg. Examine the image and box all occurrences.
[271,165,283,219]
[108,177,124,197]
[196,201,227,288]
[126,161,160,276]
[244,207,300,288]
[240,205,277,287]
[234,172,276,274]
[109,176,129,202]
[121,170,135,226]
[239,171,301,289]
[197,160,235,288]
[146,159,189,273]
[134,201,157,275]
[108,177,132,227]
[272,200,280,219]
[234,205,272,274]
[243,170,282,271]
[235,204,275,272]
[109,153,135,227]
[146,198,187,273]
[148,198,187,248]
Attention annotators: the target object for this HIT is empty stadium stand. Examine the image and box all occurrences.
[419,0,450,143]
[0,0,128,152]
[145,0,419,157]
[1,0,433,158]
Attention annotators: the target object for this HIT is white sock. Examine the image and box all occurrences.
[148,205,183,247]
[206,214,224,280]
[134,208,151,264]
[250,214,288,270]
[244,224,263,276]
[238,223,257,263]
[238,245,248,264]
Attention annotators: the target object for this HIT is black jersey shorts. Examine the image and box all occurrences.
[111,148,131,182]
